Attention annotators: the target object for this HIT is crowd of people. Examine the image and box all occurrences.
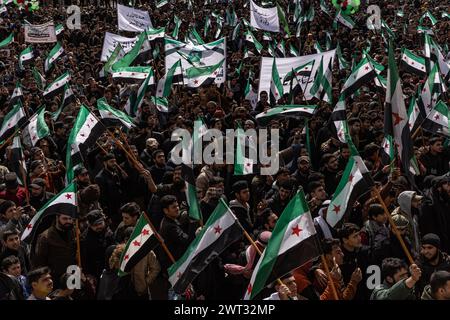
[0,0,449,301]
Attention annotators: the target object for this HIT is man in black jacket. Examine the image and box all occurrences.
[229,181,253,233]
[0,229,30,275]
[95,153,127,229]
[29,178,55,211]
[149,149,173,185]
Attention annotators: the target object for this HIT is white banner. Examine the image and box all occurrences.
[117,4,152,32]
[250,0,280,33]
[24,22,57,43]
[258,50,336,100]
[101,32,138,62]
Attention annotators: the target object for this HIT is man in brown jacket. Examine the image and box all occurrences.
[32,214,77,288]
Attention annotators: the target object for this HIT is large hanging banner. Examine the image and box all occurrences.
[24,21,57,43]
[117,4,152,32]
[250,0,280,32]
[258,50,336,100]
[101,32,138,62]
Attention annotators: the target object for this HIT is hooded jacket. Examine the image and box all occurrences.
[229,199,253,232]
[392,191,420,253]
[421,285,434,300]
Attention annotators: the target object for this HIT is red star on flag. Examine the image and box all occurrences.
[411,61,414,65]
[304,67,308,70]
[32,135,37,140]
[65,193,72,199]
[365,66,369,70]
[177,272,182,279]
[332,204,341,214]
[275,92,279,96]
[124,254,129,261]
[246,283,252,295]
[409,123,412,128]
[392,112,404,126]
[213,71,218,75]
[434,114,440,120]
[421,66,424,70]
[90,118,95,122]
[348,174,354,182]
[194,80,199,84]
[133,240,141,247]
[7,123,11,127]
[214,225,222,234]
[87,124,91,128]
[291,224,302,236]
[27,223,32,230]
[131,73,135,76]
[142,229,150,236]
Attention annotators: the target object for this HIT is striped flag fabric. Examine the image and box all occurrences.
[9,135,27,186]
[19,46,34,71]
[234,125,254,175]
[44,42,64,73]
[326,137,374,227]
[32,67,46,90]
[156,60,182,97]
[146,27,165,41]
[172,15,182,39]
[9,82,23,106]
[180,164,202,221]
[99,44,125,78]
[52,84,75,121]
[310,57,333,104]
[331,94,349,143]
[21,182,78,243]
[269,58,284,105]
[125,69,155,116]
[97,98,135,129]
[0,103,26,143]
[340,57,377,98]
[0,32,13,48]
[112,66,153,83]
[156,0,168,8]
[168,199,242,294]
[400,48,426,76]
[27,107,50,146]
[255,105,317,124]
[419,10,438,26]
[282,60,314,84]
[333,10,355,30]
[118,214,159,275]
[43,71,71,99]
[407,86,425,136]
[112,31,150,70]
[244,30,263,54]
[55,24,64,36]
[244,189,322,300]
[186,59,224,88]
[151,96,169,113]
[422,101,449,137]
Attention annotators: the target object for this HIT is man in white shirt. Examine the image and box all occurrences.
[264,273,307,300]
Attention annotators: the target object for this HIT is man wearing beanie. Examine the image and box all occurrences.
[416,233,450,296]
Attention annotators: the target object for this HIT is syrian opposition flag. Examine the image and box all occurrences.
[156,60,182,97]
[422,101,449,137]
[333,10,355,30]
[97,97,135,129]
[112,31,149,70]
[32,67,46,90]
[9,135,27,186]
[425,35,450,80]
[118,214,159,275]
[401,48,426,77]
[180,164,202,221]
[156,0,168,8]
[100,44,125,78]
[244,30,263,54]
[52,84,75,121]
[0,103,26,143]
[19,46,34,71]
[146,27,165,41]
[66,105,105,183]
[44,42,64,73]
[150,96,169,113]
[55,24,64,36]
[168,199,242,294]
[244,189,322,300]
[112,66,153,83]
[326,138,374,227]
[244,79,258,110]
[418,63,447,115]
[26,107,50,146]
[407,86,425,135]
[269,58,284,105]
[21,182,77,243]
[336,43,349,70]
[43,72,70,99]
[419,10,438,26]
[310,57,333,104]
[340,57,377,98]
[331,94,349,143]
[0,32,13,48]
[186,59,224,88]
[234,125,254,175]
[385,42,419,178]
[282,60,314,84]
[125,69,155,116]
[255,105,316,125]
[9,82,23,106]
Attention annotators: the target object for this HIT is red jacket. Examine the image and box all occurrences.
[0,187,28,206]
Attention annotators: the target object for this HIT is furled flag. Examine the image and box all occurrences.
[326,137,374,227]
[151,96,169,113]
[0,32,13,49]
[269,58,283,105]
[112,66,152,83]
[27,107,50,146]
[146,27,165,41]
[21,182,78,243]
[421,101,449,137]
[9,135,27,186]
[97,98,135,129]
[44,42,64,73]
[168,199,242,294]
[385,41,419,179]
[118,214,159,275]
[9,82,23,106]
[172,15,182,39]
[52,84,75,121]
[43,71,70,99]
[255,105,317,125]
[407,86,424,136]
[424,34,450,80]
[66,105,105,183]
[186,59,224,88]
[331,94,349,143]
[244,79,258,110]
[333,10,355,30]
[310,57,333,104]
[125,69,155,116]
[99,44,125,78]
[400,48,426,77]
[180,163,202,221]
[419,10,438,26]
[32,67,46,90]
[156,60,182,98]
[418,64,447,115]
[244,189,322,300]
[336,43,349,70]
[19,46,34,71]
[0,103,26,143]
[156,0,168,8]
[244,29,263,54]
[234,124,254,175]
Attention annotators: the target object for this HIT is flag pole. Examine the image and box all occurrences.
[75,219,82,267]
[142,211,176,264]
[320,255,340,300]
[374,188,415,264]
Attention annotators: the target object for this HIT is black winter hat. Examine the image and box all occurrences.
[422,233,441,249]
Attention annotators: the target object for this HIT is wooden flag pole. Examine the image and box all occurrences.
[374,188,415,265]
[75,219,82,267]
[320,255,340,300]
[142,211,176,264]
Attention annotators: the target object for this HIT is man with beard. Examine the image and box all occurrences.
[291,156,314,191]
[95,153,127,229]
[74,167,91,192]
[199,176,225,223]
[420,175,450,253]
[81,210,114,280]
[32,214,77,288]
[267,179,294,217]
[319,154,340,196]
[149,149,173,185]
[415,234,450,296]
[29,178,55,211]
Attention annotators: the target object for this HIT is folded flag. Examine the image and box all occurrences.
[98,97,135,129]
[27,107,50,146]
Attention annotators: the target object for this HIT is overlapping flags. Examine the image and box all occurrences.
[44,42,64,73]
[255,105,317,124]
[125,69,155,116]
[269,58,284,105]
[234,124,254,175]
[112,31,150,70]
[97,98,134,129]
[310,57,332,104]
[118,214,159,275]
[52,84,74,121]
[244,30,263,55]
[0,103,26,143]
[26,107,50,147]
[168,199,242,294]
[112,66,153,83]
[186,59,224,88]
[400,48,426,76]
[421,101,449,137]
[21,183,78,243]
[180,163,202,221]
[244,189,322,300]
[156,60,182,97]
